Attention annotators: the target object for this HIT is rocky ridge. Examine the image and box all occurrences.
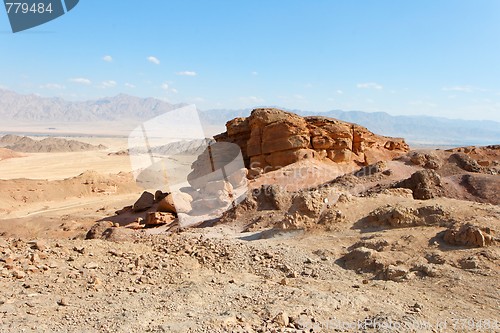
[0,135,107,153]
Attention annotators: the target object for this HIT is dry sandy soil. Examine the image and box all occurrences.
[0,136,498,332]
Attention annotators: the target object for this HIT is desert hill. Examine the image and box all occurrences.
[0,148,25,161]
[0,134,107,153]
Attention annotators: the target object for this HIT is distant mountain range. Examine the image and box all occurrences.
[1,89,499,146]
[202,108,500,146]
[0,89,183,122]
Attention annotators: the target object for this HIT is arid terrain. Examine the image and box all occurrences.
[0,109,498,332]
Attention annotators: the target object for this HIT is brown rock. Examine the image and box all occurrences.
[366,204,449,228]
[145,212,176,226]
[85,221,114,240]
[157,193,192,214]
[154,190,168,202]
[384,265,409,282]
[394,170,443,200]
[342,247,384,273]
[100,227,137,243]
[452,153,482,172]
[157,194,177,214]
[125,222,144,230]
[273,312,290,327]
[12,270,26,279]
[132,191,155,212]
[28,240,47,251]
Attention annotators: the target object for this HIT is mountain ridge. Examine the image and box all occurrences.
[1,89,498,146]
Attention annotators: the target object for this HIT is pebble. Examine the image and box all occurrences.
[73,247,85,254]
[84,262,99,269]
[31,240,47,251]
[12,270,26,279]
[30,253,40,263]
[273,312,289,327]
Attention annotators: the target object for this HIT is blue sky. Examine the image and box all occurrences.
[1,0,500,121]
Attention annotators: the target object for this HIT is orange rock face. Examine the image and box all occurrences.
[214,108,409,172]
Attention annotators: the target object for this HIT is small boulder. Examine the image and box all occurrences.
[86,221,114,240]
[157,194,176,213]
[384,265,409,282]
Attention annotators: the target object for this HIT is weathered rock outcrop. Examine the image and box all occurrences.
[394,170,444,200]
[443,223,497,247]
[214,108,409,173]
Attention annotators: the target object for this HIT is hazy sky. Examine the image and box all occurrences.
[1,0,500,121]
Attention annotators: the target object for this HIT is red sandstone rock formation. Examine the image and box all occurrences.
[214,108,409,173]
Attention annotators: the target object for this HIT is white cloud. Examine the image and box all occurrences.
[147,56,160,65]
[124,83,135,88]
[0,84,8,90]
[357,82,383,90]
[69,78,92,85]
[161,82,169,91]
[176,71,197,76]
[39,83,66,90]
[251,71,258,76]
[171,88,178,94]
[102,55,113,62]
[442,85,475,93]
[336,90,344,95]
[293,94,305,100]
[100,80,117,88]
